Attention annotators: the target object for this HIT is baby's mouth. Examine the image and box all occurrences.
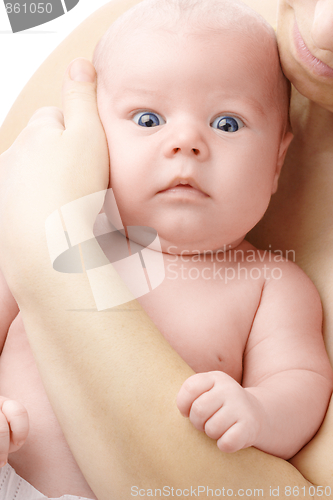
[158,185,209,200]
[158,178,209,197]
[172,183,193,189]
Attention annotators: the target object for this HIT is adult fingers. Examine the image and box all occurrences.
[62,58,100,132]
[28,106,65,130]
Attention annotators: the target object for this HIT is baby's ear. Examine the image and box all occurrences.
[271,129,294,194]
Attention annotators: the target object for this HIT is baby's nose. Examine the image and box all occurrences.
[311,0,333,53]
[163,127,209,161]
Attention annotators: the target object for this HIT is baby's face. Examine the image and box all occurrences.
[98,28,289,253]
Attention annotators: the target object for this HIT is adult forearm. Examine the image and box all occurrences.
[14,255,315,500]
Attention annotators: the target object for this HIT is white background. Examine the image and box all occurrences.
[0,0,111,127]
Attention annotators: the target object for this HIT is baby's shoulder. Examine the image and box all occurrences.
[241,241,320,308]
[251,250,322,323]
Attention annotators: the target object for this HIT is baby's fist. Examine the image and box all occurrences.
[177,371,263,453]
[0,397,29,467]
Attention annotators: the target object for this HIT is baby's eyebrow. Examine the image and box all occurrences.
[213,92,267,118]
[112,87,268,119]
[240,97,267,118]
[114,87,163,99]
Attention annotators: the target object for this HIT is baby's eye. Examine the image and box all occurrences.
[133,111,166,128]
[211,115,244,133]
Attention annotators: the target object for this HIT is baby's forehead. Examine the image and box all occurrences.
[97,26,279,95]
[94,0,277,72]
[96,23,276,81]
[94,0,289,121]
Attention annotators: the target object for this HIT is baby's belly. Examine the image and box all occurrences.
[0,313,96,499]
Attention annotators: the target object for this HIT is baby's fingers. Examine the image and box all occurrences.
[2,400,29,452]
[216,423,252,454]
[177,373,215,417]
[0,411,9,466]
[188,387,227,432]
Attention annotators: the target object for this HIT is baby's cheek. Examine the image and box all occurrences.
[107,173,137,224]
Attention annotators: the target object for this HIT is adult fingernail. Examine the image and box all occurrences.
[70,59,96,83]
[0,461,7,468]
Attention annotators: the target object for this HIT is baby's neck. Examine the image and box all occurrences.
[161,236,247,257]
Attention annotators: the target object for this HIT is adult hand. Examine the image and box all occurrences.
[0,58,109,289]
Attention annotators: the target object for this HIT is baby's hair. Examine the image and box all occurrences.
[94,0,290,131]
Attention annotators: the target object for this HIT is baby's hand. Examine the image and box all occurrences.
[0,397,29,467]
[177,371,263,453]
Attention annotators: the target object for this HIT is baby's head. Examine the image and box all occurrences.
[93,0,292,254]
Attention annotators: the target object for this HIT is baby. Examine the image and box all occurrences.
[92,0,333,459]
[0,0,332,498]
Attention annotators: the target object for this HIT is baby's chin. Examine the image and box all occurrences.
[128,232,245,256]
[114,212,246,255]
[120,219,247,255]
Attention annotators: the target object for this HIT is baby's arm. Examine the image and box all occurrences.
[177,262,333,459]
[0,270,29,466]
[243,261,333,458]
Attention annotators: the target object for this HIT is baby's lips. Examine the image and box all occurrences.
[159,176,209,196]
[5,0,81,33]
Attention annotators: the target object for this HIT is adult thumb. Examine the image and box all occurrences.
[62,58,99,131]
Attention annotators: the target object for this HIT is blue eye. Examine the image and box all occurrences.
[133,111,165,128]
[211,115,244,132]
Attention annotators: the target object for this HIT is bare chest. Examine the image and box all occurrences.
[138,253,264,383]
